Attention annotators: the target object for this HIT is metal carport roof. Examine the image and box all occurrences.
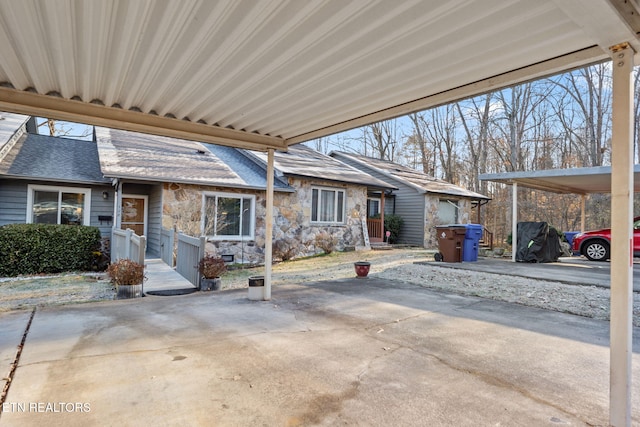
[0,0,639,151]
[0,1,639,424]
[479,165,640,195]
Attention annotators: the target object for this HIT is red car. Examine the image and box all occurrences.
[572,217,640,261]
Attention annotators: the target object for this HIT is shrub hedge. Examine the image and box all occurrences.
[0,223,102,276]
[384,214,404,244]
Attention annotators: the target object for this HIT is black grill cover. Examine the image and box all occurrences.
[516,221,562,263]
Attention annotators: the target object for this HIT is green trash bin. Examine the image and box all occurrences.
[434,225,466,262]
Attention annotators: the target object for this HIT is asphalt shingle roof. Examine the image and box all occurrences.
[331,151,489,200]
[96,127,291,191]
[247,145,396,189]
[0,132,108,184]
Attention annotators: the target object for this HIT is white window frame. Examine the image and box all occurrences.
[202,192,255,240]
[311,186,346,224]
[26,184,92,226]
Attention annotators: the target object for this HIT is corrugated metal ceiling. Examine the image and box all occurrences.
[0,0,638,151]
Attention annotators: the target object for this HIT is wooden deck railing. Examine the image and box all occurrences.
[480,227,494,250]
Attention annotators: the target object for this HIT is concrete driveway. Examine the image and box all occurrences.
[1,277,639,426]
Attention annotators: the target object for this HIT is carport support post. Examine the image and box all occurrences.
[264,148,274,301]
[609,43,634,427]
[580,195,586,233]
[511,182,517,262]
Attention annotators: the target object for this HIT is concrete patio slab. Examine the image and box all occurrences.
[1,278,638,426]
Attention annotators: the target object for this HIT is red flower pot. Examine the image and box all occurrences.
[354,261,371,278]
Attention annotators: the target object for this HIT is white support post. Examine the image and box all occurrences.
[580,195,586,233]
[511,182,518,262]
[264,149,274,301]
[609,43,634,427]
[114,180,122,230]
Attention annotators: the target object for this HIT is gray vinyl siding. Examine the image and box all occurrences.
[333,157,426,247]
[0,180,28,225]
[147,184,162,257]
[389,186,425,246]
[0,179,114,238]
[89,187,115,238]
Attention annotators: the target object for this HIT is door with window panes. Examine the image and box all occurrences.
[121,196,147,236]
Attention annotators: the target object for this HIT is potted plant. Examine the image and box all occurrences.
[107,258,145,299]
[354,261,371,278]
[198,254,226,291]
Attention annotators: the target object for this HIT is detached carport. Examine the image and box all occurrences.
[480,164,640,240]
[0,1,638,424]
[480,163,640,424]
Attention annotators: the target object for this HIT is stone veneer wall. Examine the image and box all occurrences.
[423,196,473,249]
[162,178,369,264]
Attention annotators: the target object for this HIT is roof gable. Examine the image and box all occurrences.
[0,112,29,159]
[247,145,396,189]
[0,132,108,184]
[331,151,489,200]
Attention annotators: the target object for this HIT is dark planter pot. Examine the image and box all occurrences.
[354,261,371,278]
[117,284,143,299]
[201,277,222,291]
[248,276,265,287]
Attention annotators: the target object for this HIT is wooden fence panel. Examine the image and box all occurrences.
[176,234,205,288]
[160,228,175,267]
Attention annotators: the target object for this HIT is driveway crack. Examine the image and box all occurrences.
[0,307,36,418]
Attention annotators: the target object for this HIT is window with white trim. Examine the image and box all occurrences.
[203,193,254,239]
[311,187,345,224]
[438,199,458,224]
[27,184,91,226]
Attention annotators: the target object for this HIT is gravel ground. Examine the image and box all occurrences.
[227,248,640,326]
[376,263,640,327]
[0,273,114,312]
[2,248,639,327]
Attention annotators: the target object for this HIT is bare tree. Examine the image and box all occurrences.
[422,104,458,182]
[548,64,611,167]
[36,118,93,139]
[361,119,401,161]
[456,94,491,193]
[406,112,436,175]
[491,82,552,172]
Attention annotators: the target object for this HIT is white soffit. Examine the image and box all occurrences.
[0,0,638,150]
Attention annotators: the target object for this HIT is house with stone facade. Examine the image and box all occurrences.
[96,128,394,264]
[330,151,490,249]
[0,113,395,266]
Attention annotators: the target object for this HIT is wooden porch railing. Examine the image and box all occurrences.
[367,218,383,240]
[111,228,146,265]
